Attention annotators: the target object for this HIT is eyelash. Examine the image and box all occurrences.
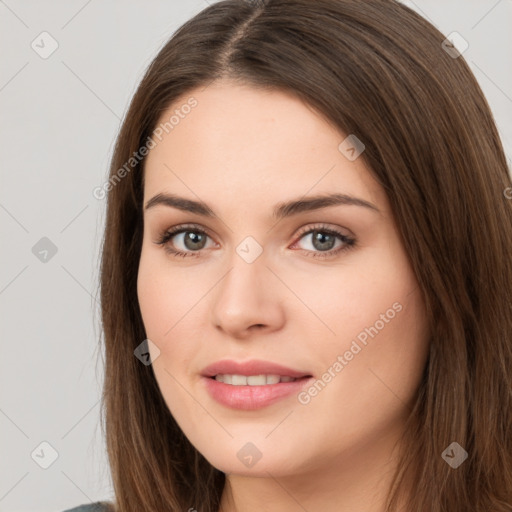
[154,223,356,260]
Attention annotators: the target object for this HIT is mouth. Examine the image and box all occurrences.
[200,360,314,410]
[209,374,310,385]
[201,359,312,380]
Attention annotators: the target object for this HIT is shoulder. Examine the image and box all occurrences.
[62,502,113,512]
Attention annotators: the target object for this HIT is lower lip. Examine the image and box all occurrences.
[202,376,314,410]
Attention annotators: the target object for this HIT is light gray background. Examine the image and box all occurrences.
[1,1,511,511]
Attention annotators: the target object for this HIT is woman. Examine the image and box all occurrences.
[67,0,512,510]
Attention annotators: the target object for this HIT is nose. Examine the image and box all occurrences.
[210,252,286,340]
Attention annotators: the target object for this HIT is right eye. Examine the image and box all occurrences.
[155,224,216,258]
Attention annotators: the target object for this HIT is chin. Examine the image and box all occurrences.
[199,443,302,477]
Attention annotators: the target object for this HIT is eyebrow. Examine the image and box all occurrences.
[144,192,380,219]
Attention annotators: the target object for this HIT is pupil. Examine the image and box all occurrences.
[185,231,206,250]
[313,230,335,251]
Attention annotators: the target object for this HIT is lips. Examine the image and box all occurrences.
[200,359,314,410]
[201,359,312,380]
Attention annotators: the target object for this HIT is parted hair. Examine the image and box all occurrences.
[97,1,512,510]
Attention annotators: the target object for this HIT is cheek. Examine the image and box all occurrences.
[137,249,203,371]
[137,256,167,337]
[136,248,183,358]
[137,254,199,417]
[321,253,428,408]
[308,241,428,393]
[298,251,414,353]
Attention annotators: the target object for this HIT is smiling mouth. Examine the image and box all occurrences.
[203,371,314,410]
[210,374,312,385]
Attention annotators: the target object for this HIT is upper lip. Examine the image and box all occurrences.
[201,359,312,379]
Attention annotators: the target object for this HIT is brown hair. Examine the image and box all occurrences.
[97,0,512,510]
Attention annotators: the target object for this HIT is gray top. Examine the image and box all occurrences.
[62,503,111,512]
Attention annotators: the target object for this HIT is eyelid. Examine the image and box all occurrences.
[293,222,352,240]
[154,222,218,248]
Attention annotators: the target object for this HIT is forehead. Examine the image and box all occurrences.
[142,80,385,215]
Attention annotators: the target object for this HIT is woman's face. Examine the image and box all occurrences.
[137,79,430,478]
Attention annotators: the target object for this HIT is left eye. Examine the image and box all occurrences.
[293,229,346,252]
[155,224,356,259]
[290,226,356,258]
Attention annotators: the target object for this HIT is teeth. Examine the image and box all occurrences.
[247,375,267,385]
[265,374,280,385]
[232,374,248,385]
[213,374,298,385]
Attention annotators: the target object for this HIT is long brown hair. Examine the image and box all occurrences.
[97,1,512,510]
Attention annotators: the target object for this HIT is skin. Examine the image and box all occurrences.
[137,79,430,512]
